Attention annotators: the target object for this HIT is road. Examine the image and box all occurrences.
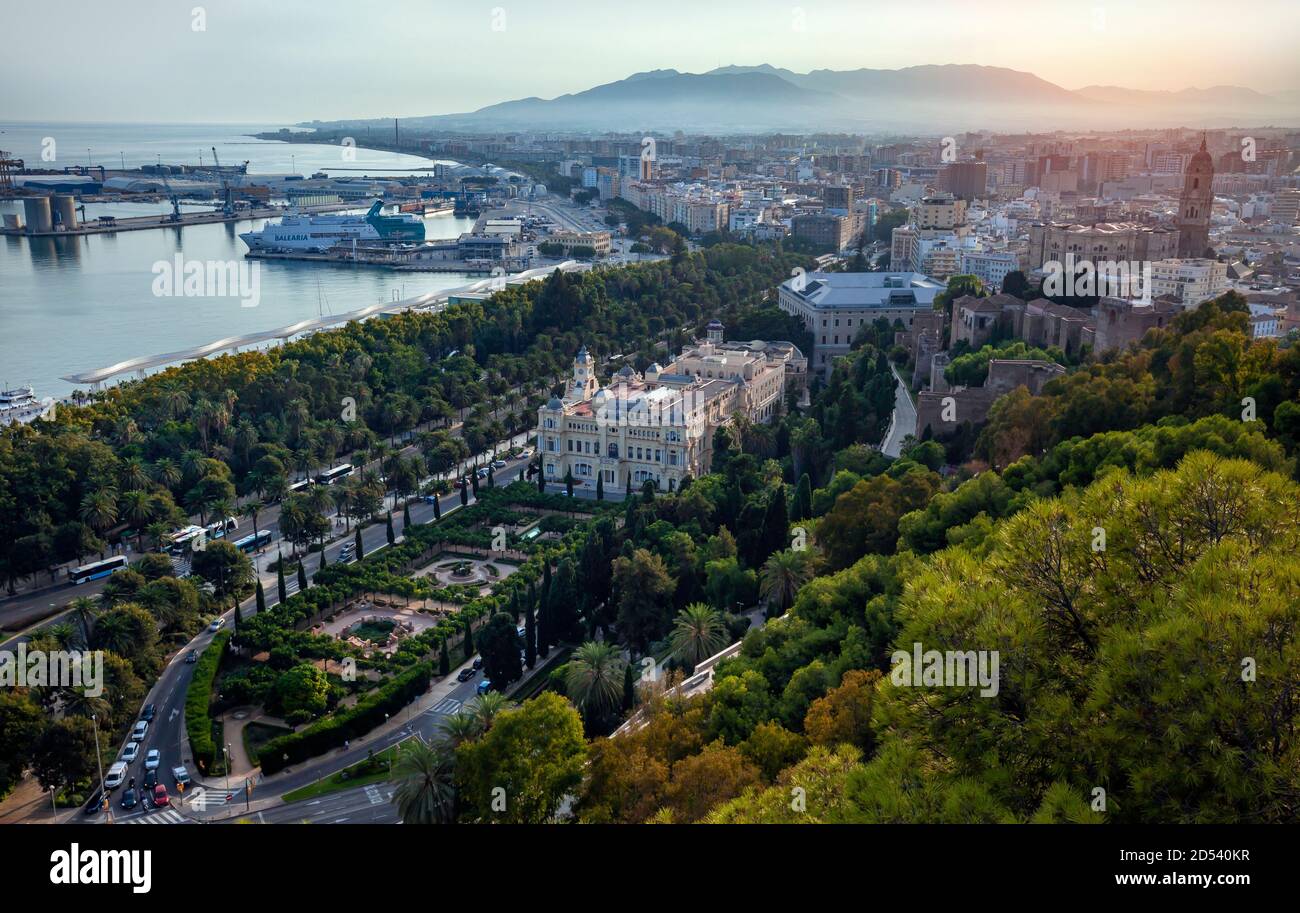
[79,444,537,824]
[881,363,917,458]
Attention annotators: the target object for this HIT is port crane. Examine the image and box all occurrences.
[157,169,183,223]
[0,150,23,192]
[211,146,235,216]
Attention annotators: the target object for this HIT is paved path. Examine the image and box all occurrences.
[881,363,917,458]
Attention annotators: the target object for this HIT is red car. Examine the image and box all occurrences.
[152,784,170,807]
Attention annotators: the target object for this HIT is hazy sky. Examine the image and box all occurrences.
[5,0,1297,123]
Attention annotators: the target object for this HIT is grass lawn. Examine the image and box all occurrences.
[281,744,401,803]
[243,721,294,766]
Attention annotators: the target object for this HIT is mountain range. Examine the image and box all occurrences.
[316,64,1300,134]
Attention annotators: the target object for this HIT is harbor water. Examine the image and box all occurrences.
[0,123,478,397]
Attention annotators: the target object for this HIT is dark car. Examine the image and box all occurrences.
[120,787,138,810]
[456,667,476,682]
[83,788,104,816]
[143,768,158,789]
[140,703,156,722]
[185,650,198,664]
[472,657,483,671]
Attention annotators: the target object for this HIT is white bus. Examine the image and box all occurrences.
[69,555,129,585]
[315,463,354,486]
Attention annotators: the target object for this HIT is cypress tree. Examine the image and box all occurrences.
[471,472,479,497]
[403,501,412,529]
[621,661,635,712]
[354,526,364,559]
[386,511,396,546]
[463,617,475,660]
[276,554,287,604]
[319,548,328,571]
[524,590,537,669]
[438,638,451,677]
[537,464,546,493]
[460,480,469,506]
[433,494,442,520]
[297,561,308,592]
[255,580,267,613]
[596,473,604,501]
[792,472,813,520]
[538,561,553,657]
[233,601,243,635]
[565,471,575,499]
[487,466,495,488]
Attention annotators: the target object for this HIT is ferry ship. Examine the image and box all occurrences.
[239,201,425,252]
[0,385,56,426]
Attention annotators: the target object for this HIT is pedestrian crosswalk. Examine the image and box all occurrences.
[125,809,188,825]
[431,697,462,715]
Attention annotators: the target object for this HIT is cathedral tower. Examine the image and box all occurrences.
[1177,136,1214,258]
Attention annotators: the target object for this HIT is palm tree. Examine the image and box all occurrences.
[467,692,514,733]
[69,597,98,647]
[759,549,811,618]
[437,712,482,747]
[152,457,182,490]
[565,641,626,718]
[389,736,456,824]
[120,489,155,552]
[162,386,190,421]
[79,489,119,538]
[241,500,261,538]
[47,622,81,650]
[669,602,729,669]
[118,458,151,492]
[90,611,134,655]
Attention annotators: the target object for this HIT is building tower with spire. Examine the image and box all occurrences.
[1177,136,1215,258]
[566,345,598,403]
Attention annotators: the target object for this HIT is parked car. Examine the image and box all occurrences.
[476,467,489,479]
[422,495,439,504]
[491,459,507,470]
[140,703,156,722]
[121,741,140,763]
[472,657,483,671]
[477,679,493,695]
[172,766,192,788]
[152,785,170,807]
[131,720,149,741]
[456,667,476,682]
[83,788,104,816]
[143,768,158,789]
[144,749,161,770]
[185,649,198,664]
[119,787,138,810]
[105,761,128,790]
[208,616,226,632]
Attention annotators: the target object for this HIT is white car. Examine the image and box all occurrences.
[491,460,507,470]
[131,720,149,741]
[144,749,161,771]
[105,761,128,790]
[121,741,140,763]
[208,616,226,632]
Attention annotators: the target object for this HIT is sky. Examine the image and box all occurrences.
[4,0,1298,123]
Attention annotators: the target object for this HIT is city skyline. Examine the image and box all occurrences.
[4,0,1299,123]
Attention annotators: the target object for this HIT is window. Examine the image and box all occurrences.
[608,442,618,458]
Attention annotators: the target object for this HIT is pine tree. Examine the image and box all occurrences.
[386,511,396,546]
[438,638,451,677]
[621,661,636,713]
[255,580,267,613]
[276,554,287,604]
[524,590,537,669]
[354,526,364,559]
[297,561,308,592]
[463,617,475,660]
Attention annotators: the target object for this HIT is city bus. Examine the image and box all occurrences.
[205,516,239,540]
[69,555,129,585]
[166,525,205,555]
[314,463,354,486]
[232,529,272,554]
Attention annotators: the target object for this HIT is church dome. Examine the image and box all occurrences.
[547,396,563,410]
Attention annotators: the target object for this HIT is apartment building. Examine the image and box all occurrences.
[1150,258,1228,306]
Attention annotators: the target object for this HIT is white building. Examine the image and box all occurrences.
[537,325,805,494]
[1150,258,1229,306]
